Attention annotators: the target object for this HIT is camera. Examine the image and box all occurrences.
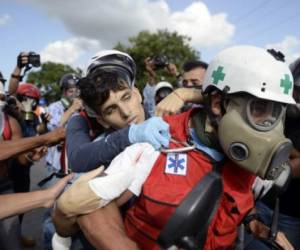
[28,52,41,67]
[18,51,41,68]
[152,55,169,69]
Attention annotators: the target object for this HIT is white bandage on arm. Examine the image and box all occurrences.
[88,143,145,204]
[89,168,136,207]
[128,143,160,196]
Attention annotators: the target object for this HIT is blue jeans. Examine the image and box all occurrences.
[245,201,300,250]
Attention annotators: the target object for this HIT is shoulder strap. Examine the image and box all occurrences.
[79,110,96,138]
[2,114,12,141]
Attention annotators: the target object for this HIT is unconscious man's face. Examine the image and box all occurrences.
[97,87,145,130]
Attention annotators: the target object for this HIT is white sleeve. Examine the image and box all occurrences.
[88,143,148,201]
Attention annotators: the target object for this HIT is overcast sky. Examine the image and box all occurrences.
[1,0,300,82]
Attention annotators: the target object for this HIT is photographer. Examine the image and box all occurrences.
[8,52,40,95]
[143,56,180,116]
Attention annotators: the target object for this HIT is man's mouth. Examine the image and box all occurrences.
[128,116,138,125]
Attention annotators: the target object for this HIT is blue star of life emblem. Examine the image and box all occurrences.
[165,153,187,176]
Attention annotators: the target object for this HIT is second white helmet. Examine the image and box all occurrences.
[202,45,295,104]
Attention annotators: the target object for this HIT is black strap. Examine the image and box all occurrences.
[37,171,70,187]
[19,65,32,82]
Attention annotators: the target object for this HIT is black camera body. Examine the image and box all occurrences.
[153,55,169,69]
[18,51,41,68]
[28,52,41,67]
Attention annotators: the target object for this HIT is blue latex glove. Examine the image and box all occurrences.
[128,117,170,150]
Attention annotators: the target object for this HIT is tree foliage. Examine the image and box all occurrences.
[114,29,199,90]
[26,62,82,102]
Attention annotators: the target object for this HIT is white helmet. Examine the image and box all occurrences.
[202,45,295,104]
[154,81,173,96]
[85,50,136,86]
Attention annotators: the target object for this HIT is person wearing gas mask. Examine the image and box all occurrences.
[11,82,49,247]
[0,76,51,249]
[54,45,295,250]
[244,57,300,250]
[45,73,82,175]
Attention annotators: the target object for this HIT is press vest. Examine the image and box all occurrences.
[124,109,255,250]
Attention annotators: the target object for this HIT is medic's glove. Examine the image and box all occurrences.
[128,117,170,150]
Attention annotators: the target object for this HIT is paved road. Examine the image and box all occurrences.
[22,160,48,250]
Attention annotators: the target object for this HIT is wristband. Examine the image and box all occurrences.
[173,90,184,102]
[11,74,21,80]
[243,213,264,233]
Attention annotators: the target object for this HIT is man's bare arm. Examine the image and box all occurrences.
[0,127,65,161]
[0,174,73,219]
[78,202,139,250]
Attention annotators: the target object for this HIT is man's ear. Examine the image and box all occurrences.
[133,87,142,103]
[96,116,110,129]
[210,92,222,116]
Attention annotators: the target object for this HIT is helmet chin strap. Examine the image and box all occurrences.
[192,108,222,152]
[202,87,229,131]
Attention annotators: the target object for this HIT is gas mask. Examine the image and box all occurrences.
[218,95,293,180]
[21,97,37,121]
[60,97,72,110]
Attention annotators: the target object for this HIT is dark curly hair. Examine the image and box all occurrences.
[78,69,129,114]
[183,60,208,72]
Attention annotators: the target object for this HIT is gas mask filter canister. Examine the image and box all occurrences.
[21,97,37,121]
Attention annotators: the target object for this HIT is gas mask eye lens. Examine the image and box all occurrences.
[247,98,284,131]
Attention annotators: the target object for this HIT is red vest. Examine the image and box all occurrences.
[124,109,255,250]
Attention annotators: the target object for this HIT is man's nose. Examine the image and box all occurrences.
[119,105,131,118]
